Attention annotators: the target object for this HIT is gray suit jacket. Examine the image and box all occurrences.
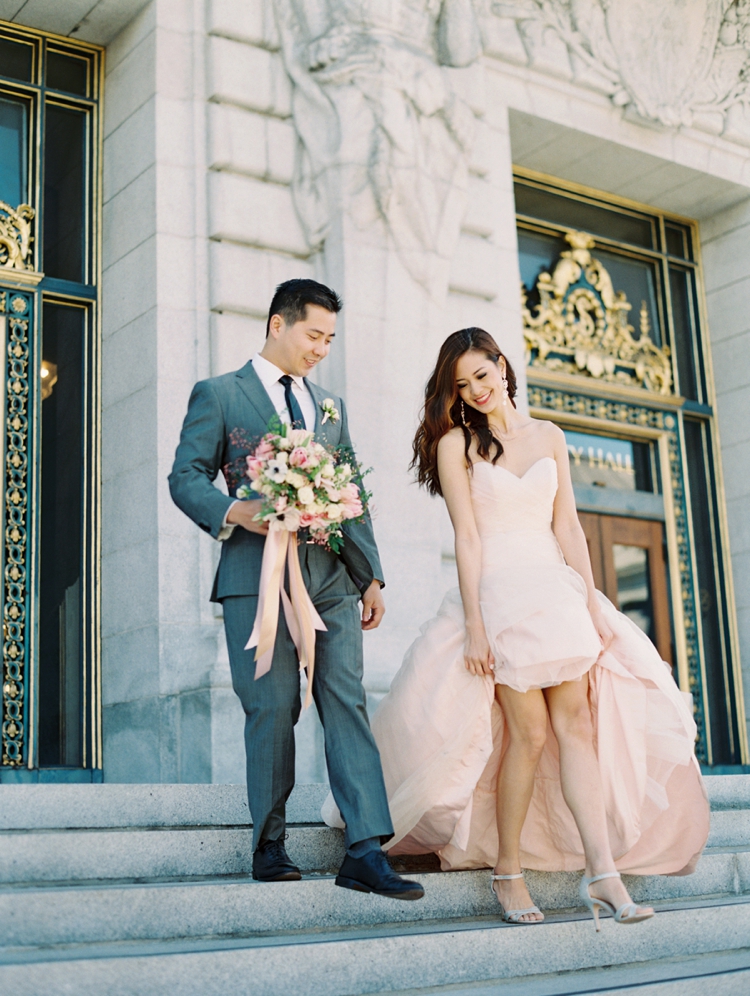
[169,359,384,601]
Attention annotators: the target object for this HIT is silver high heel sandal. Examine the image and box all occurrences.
[490,872,544,925]
[579,872,654,931]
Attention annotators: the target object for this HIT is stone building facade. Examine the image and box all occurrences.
[1,0,749,785]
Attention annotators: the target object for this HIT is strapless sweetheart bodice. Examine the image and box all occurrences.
[469,456,563,571]
[469,456,557,535]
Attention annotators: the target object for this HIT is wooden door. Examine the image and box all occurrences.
[579,513,673,666]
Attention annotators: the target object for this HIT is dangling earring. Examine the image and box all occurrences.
[501,374,509,407]
[460,400,467,426]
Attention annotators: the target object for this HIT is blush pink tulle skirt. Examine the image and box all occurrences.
[324,553,709,876]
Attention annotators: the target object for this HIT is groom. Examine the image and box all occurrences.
[169,279,422,899]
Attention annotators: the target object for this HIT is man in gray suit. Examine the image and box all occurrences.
[169,279,422,899]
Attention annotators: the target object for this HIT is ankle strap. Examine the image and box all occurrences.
[588,871,621,884]
[492,872,523,880]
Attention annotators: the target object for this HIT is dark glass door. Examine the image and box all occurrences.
[38,301,86,767]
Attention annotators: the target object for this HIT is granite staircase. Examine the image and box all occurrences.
[0,776,749,995]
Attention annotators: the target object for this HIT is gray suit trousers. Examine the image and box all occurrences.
[222,542,394,850]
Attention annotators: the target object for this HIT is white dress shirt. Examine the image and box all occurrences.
[250,352,317,430]
[218,353,317,539]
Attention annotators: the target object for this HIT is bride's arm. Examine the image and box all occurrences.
[549,424,614,648]
[438,430,495,676]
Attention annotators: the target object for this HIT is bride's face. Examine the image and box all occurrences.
[455,350,506,415]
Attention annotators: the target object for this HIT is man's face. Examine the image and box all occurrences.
[267,304,336,377]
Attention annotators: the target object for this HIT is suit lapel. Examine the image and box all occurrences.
[236,359,277,428]
[306,379,322,433]
[306,379,335,444]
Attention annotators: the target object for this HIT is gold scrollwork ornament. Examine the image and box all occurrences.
[0,202,35,272]
[522,231,673,395]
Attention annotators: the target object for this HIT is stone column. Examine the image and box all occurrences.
[101,0,219,782]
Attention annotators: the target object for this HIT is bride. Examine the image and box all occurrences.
[327,327,709,928]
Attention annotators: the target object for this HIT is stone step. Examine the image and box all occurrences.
[0,825,345,885]
[1,811,748,887]
[0,898,749,996]
[2,850,749,949]
[0,782,324,830]
[2,775,747,831]
[369,947,750,996]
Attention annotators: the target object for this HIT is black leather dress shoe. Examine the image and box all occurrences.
[335,850,424,900]
[252,838,301,882]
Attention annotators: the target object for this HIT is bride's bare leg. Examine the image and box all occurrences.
[544,676,653,917]
[493,685,547,921]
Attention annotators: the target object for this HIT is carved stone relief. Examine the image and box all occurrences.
[272,0,483,285]
[488,1,750,143]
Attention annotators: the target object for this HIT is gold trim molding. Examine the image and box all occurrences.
[522,231,673,396]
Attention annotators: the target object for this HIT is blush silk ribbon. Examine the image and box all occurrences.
[245,528,327,709]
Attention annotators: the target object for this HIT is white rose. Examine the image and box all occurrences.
[277,435,293,450]
[298,486,315,505]
[285,470,307,488]
[320,462,335,479]
[327,503,344,520]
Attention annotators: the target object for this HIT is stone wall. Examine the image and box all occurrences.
[91,0,750,780]
[701,203,750,753]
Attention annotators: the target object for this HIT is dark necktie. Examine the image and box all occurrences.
[279,374,306,429]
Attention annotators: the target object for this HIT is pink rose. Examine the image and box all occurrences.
[246,456,263,480]
[254,438,275,459]
[340,482,360,503]
[340,482,362,518]
[289,447,311,469]
[342,500,363,519]
[322,481,341,501]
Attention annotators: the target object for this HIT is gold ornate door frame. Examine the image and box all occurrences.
[1,22,103,778]
[515,173,747,766]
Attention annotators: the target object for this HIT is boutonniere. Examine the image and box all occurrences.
[320,398,339,425]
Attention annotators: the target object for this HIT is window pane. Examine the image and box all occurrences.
[518,228,564,296]
[0,37,33,82]
[564,430,653,492]
[0,96,26,207]
[594,248,662,346]
[683,418,737,763]
[43,104,86,282]
[46,51,88,96]
[514,182,655,248]
[665,224,688,259]
[38,303,85,768]
[669,267,700,400]
[613,544,655,642]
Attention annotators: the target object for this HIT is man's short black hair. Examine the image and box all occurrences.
[266,279,343,336]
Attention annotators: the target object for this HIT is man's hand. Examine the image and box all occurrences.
[226,499,269,535]
[361,580,385,631]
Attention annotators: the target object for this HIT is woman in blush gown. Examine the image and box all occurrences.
[326,327,709,928]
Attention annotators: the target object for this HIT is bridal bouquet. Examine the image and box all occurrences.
[224,419,370,708]
[228,421,366,554]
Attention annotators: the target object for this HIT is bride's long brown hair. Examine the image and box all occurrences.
[411,328,518,496]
